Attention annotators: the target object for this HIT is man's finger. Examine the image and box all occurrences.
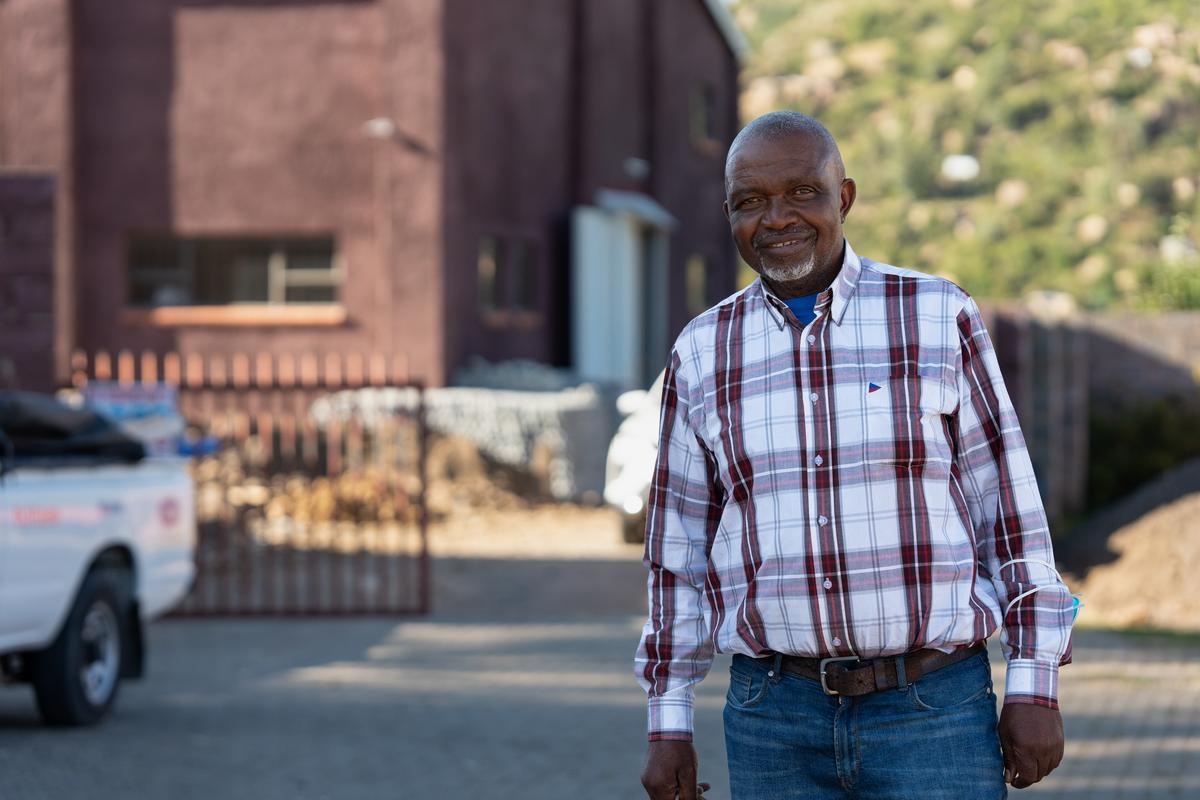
[675,764,698,800]
[1005,745,1036,789]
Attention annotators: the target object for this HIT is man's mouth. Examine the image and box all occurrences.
[757,235,812,254]
[753,230,811,251]
[763,239,803,249]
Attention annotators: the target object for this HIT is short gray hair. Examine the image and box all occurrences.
[726,111,845,179]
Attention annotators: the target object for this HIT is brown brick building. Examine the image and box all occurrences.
[0,0,743,390]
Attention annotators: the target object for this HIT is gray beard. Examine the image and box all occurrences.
[759,252,816,284]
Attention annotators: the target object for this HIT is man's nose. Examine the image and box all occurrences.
[760,196,795,229]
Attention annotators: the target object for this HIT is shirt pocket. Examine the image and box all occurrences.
[863,375,957,474]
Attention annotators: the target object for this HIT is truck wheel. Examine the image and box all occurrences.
[29,569,127,726]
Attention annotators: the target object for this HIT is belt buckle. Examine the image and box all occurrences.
[819,656,861,696]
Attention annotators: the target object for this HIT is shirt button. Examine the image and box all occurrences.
[807,335,816,344]
[809,392,818,403]
[814,455,824,466]
[823,578,833,589]
[818,515,828,526]
[832,637,842,646]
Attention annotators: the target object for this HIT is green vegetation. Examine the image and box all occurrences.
[732,0,1200,308]
[1087,396,1200,510]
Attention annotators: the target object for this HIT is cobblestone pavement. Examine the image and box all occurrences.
[0,510,1196,798]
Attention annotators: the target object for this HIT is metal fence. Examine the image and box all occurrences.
[69,349,430,616]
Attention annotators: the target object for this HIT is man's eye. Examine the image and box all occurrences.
[739,198,761,208]
[792,186,814,196]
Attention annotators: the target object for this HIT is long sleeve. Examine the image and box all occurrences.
[954,298,1074,708]
[633,347,725,741]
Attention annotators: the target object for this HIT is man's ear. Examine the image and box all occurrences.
[722,200,731,222]
[840,178,857,222]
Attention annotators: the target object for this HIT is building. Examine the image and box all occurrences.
[0,0,744,391]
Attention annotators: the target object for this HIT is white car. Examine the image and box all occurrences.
[604,372,664,544]
[0,393,196,725]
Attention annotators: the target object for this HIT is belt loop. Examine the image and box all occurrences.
[894,655,908,691]
[769,653,783,681]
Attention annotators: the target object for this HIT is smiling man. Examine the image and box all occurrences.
[636,111,1073,799]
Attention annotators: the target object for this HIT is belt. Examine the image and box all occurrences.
[759,642,985,696]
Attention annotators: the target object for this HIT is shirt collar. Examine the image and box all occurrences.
[756,240,864,330]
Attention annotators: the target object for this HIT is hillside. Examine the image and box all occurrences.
[732,0,1200,309]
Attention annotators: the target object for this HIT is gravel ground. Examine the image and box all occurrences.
[0,507,1196,799]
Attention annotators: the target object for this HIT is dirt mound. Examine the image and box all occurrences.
[1068,492,1200,630]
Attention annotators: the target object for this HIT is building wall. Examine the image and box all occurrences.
[0,174,57,390]
[71,0,447,384]
[3,0,735,388]
[577,0,653,199]
[652,0,740,339]
[441,0,738,382]
[441,0,574,376]
[579,0,738,352]
[0,0,75,387]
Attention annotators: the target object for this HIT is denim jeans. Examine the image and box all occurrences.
[723,649,1006,799]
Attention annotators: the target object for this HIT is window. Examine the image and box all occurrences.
[477,236,501,312]
[509,238,540,313]
[128,236,339,307]
[686,254,709,316]
[690,82,718,145]
[477,234,542,321]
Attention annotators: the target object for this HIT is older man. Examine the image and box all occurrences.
[636,111,1073,799]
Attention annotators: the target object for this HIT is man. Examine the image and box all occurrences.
[636,111,1073,799]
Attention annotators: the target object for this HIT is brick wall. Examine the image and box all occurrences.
[0,174,56,390]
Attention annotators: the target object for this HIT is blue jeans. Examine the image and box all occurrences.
[723,649,1006,799]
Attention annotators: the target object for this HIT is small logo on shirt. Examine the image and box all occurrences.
[868,382,882,393]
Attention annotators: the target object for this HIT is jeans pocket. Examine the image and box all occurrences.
[906,654,993,712]
[726,662,773,709]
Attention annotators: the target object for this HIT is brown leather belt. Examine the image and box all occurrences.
[760,642,985,696]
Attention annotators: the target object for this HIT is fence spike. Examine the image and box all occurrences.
[325,353,343,387]
[141,351,158,384]
[277,354,296,388]
[95,350,112,381]
[256,352,274,388]
[117,350,135,386]
[70,349,89,387]
[232,353,250,388]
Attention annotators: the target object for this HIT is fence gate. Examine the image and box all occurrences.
[71,350,430,616]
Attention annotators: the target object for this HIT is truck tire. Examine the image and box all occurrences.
[29,569,127,726]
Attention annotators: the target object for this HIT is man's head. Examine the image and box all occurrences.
[723,111,856,298]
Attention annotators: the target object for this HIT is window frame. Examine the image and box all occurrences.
[477,229,544,328]
[125,233,343,312]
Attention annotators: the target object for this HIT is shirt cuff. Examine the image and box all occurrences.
[1002,657,1060,710]
[647,691,695,742]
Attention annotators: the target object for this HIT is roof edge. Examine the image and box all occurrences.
[701,0,750,62]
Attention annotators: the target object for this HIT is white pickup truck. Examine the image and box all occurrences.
[0,392,196,726]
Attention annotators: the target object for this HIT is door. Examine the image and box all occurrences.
[571,204,670,390]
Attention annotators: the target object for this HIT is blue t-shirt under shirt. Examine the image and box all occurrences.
[783,293,821,326]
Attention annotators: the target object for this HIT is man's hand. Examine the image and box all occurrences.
[998,703,1064,789]
[641,740,709,799]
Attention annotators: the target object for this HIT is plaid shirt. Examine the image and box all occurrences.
[635,242,1073,741]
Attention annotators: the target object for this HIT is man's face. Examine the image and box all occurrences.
[723,131,856,294]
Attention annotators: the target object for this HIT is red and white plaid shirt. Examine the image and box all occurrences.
[635,243,1073,741]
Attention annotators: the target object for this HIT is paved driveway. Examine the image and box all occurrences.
[1,513,1196,798]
